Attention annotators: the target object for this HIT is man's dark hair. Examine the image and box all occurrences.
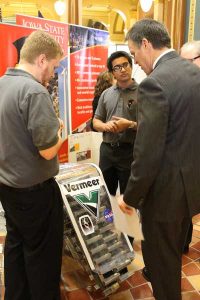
[126,19,171,49]
[107,51,132,72]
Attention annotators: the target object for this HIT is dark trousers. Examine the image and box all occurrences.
[0,179,64,300]
[99,142,134,195]
[141,216,190,300]
[184,221,193,247]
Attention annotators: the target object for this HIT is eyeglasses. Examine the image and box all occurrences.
[112,62,130,72]
[187,55,200,62]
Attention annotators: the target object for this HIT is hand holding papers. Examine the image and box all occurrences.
[118,195,134,215]
[110,194,144,240]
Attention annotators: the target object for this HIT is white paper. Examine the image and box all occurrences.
[110,195,144,240]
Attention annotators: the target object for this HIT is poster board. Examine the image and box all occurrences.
[68,132,102,165]
[69,25,109,134]
[2,16,109,163]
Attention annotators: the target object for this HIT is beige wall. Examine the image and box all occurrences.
[0,0,186,48]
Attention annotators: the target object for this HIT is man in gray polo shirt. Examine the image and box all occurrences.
[93,51,137,207]
[0,30,64,300]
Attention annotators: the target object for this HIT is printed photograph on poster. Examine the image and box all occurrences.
[46,74,59,117]
[70,25,109,53]
[55,58,68,138]
[76,150,91,162]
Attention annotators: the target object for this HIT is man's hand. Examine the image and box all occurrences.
[118,196,134,215]
[112,116,137,132]
[58,118,64,136]
[104,120,118,133]
[93,118,119,133]
[58,118,64,130]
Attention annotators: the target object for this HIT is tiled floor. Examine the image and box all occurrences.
[1,215,200,299]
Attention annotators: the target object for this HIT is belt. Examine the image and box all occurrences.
[105,142,133,148]
[0,178,54,193]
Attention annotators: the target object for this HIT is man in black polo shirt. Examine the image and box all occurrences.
[0,30,64,300]
[93,51,137,210]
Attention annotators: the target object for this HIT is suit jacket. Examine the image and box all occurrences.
[124,51,200,221]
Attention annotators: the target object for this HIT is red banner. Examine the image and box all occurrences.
[16,14,68,56]
[69,25,109,133]
[70,45,108,131]
[0,24,34,76]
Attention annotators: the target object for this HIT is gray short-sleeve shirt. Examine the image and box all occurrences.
[94,80,138,143]
[0,68,60,187]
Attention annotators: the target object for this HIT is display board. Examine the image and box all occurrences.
[68,131,102,165]
[69,25,109,134]
[0,17,109,163]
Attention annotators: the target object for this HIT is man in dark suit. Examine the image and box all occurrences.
[118,19,200,300]
[179,40,200,253]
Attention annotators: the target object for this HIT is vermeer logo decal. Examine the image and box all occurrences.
[62,176,101,218]
[74,190,98,217]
